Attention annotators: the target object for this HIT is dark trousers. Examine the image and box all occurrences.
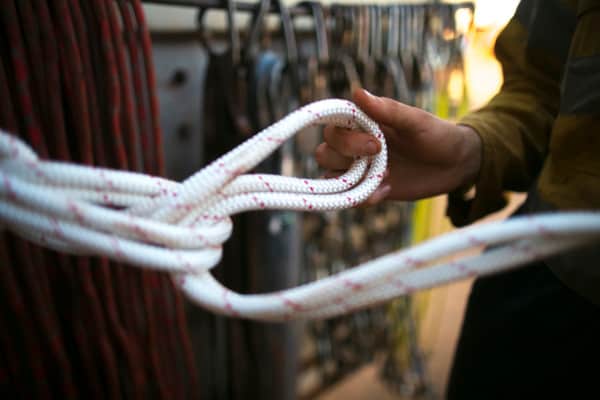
[446,260,600,399]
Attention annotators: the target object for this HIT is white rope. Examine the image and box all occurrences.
[0,99,599,321]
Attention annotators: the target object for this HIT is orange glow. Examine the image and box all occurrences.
[454,7,473,36]
[460,0,520,110]
[448,69,465,105]
[473,0,519,30]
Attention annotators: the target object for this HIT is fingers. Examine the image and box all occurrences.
[352,88,430,133]
[363,184,391,206]
[322,125,381,158]
[363,169,391,206]
[315,143,353,170]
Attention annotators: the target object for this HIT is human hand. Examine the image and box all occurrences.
[316,89,482,205]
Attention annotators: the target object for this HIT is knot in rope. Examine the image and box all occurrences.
[0,99,389,319]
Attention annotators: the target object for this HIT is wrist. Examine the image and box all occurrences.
[455,124,482,191]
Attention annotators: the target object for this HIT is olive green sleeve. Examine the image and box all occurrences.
[446,8,569,226]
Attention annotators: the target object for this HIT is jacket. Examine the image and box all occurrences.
[447,0,600,304]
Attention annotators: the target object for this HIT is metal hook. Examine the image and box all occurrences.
[386,5,400,58]
[369,5,383,61]
[243,0,271,62]
[197,0,240,66]
[296,1,330,65]
[272,0,298,67]
[355,6,370,63]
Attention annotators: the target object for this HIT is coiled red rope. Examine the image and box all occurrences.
[0,1,199,398]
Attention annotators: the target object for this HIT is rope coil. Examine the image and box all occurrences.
[1,99,599,321]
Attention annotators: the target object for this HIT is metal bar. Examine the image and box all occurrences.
[142,0,474,14]
[143,0,305,14]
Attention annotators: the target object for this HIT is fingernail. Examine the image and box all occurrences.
[362,89,375,98]
[366,140,379,155]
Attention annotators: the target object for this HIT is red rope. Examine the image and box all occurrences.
[108,0,142,172]
[0,55,18,132]
[118,0,153,171]
[1,1,48,156]
[0,234,53,399]
[31,0,70,158]
[131,0,164,175]
[90,0,128,168]
[52,0,94,164]
[141,274,171,398]
[15,1,49,145]
[51,2,123,396]
[26,246,79,398]
[0,317,20,397]
[0,1,201,398]
[96,261,148,400]
[173,281,202,397]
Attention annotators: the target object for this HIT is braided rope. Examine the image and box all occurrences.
[1,99,599,321]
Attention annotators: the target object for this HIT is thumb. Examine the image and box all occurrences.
[352,88,421,132]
